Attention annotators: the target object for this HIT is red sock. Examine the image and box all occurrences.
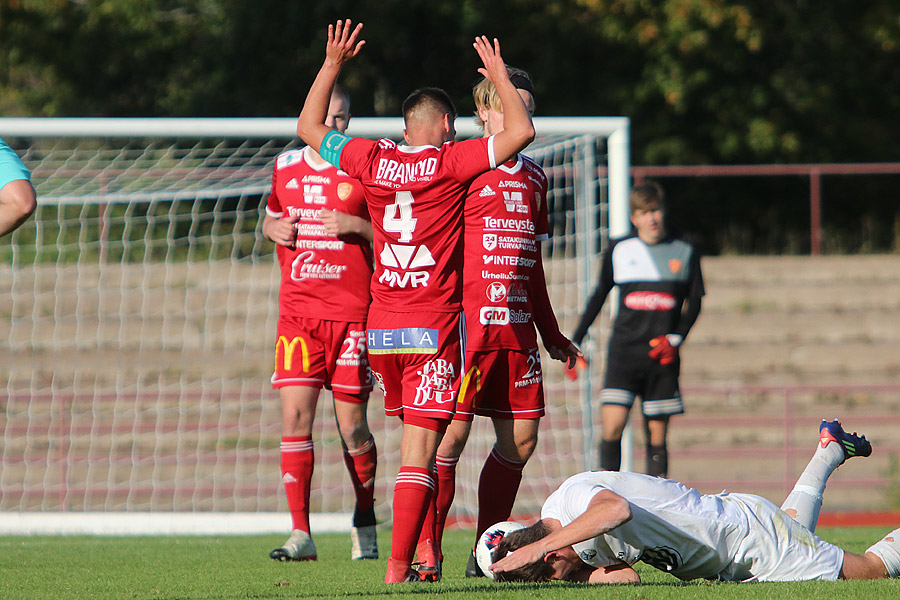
[476,447,525,539]
[343,436,377,515]
[281,435,314,533]
[391,466,434,565]
[433,454,459,558]
[416,465,439,564]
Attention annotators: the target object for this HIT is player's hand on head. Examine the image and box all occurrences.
[472,36,509,83]
[325,19,366,66]
[491,541,546,574]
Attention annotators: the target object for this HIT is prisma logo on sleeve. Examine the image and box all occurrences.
[367,328,439,354]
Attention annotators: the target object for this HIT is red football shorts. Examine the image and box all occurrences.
[366,310,464,422]
[271,316,372,398]
[453,347,545,421]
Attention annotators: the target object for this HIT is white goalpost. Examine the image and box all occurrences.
[0,116,629,535]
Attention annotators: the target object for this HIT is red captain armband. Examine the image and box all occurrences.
[320,129,352,168]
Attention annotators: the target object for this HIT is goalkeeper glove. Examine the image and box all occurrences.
[564,356,589,381]
[648,334,682,366]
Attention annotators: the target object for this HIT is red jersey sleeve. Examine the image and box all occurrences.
[530,250,570,350]
[525,157,566,349]
[265,165,284,218]
[444,137,494,183]
[534,177,550,242]
[337,136,381,181]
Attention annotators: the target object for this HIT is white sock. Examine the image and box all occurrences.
[867,527,900,578]
[780,441,844,532]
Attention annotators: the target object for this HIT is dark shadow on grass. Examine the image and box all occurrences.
[281,578,720,598]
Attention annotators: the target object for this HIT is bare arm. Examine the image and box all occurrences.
[491,489,632,575]
[587,562,641,583]
[296,19,366,154]
[0,179,37,238]
[472,36,535,165]
[320,208,373,242]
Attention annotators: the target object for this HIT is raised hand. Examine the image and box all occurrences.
[472,36,509,84]
[325,19,366,67]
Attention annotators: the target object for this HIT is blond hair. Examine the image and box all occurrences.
[472,66,533,129]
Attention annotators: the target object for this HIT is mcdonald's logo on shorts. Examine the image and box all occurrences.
[276,336,310,372]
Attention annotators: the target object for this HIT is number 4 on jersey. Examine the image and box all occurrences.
[383,191,417,242]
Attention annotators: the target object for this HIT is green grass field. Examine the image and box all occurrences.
[2,527,899,600]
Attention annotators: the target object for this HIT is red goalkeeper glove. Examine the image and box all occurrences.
[564,356,589,381]
[648,334,682,366]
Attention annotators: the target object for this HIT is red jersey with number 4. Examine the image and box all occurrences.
[463,154,550,350]
[266,147,373,322]
[338,136,495,313]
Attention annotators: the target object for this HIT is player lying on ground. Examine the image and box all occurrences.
[488,420,900,583]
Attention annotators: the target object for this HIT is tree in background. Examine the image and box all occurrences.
[2,0,898,164]
[3,0,899,253]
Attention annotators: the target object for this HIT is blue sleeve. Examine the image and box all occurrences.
[320,130,353,169]
[0,138,31,189]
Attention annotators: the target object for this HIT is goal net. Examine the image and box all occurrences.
[0,117,629,534]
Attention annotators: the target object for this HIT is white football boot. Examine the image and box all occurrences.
[269,529,317,561]
[350,525,379,560]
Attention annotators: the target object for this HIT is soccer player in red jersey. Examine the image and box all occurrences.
[421,68,581,579]
[296,19,536,583]
[263,86,379,562]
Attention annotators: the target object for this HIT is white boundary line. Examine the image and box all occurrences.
[0,512,353,536]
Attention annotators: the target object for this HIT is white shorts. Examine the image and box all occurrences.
[719,493,844,582]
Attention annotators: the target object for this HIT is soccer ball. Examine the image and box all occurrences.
[475,520,526,580]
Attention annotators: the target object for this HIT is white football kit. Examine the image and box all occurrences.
[541,471,844,582]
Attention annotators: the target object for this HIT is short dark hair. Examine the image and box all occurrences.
[493,520,555,582]
[630,180,666,213]
[401,87,457,123]
[331,84,351,109]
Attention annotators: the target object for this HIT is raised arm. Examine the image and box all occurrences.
[472,36,535,165]
[296,19,365,154]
